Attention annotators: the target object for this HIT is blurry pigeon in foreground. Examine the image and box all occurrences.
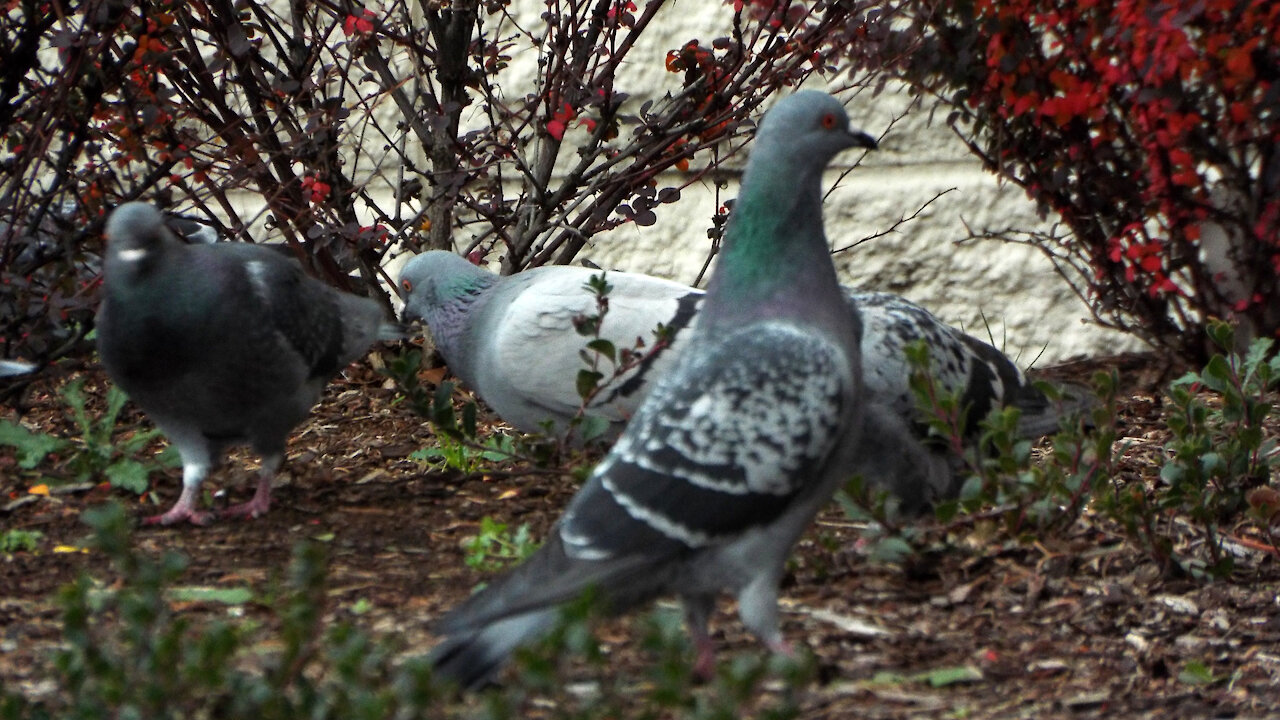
[429,90,875,688]
[96,202,399,526]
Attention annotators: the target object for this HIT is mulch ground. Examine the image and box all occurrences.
[2,348,1278,719]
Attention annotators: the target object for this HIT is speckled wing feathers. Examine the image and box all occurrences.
[566,322,850,554]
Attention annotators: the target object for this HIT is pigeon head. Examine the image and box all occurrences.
[105,202,173,252]
[707,91,877,315]
[752,90,877,172]
[103,202,183,281]
[398,251,488,321]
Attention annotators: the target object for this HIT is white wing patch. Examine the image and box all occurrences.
[245,260,272,305]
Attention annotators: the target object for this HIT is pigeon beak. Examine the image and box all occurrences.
[849,130,878,150]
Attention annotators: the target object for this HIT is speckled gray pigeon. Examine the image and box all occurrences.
[428,90,876,688]
[96,202,398,526]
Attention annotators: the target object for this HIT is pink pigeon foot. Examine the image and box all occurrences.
[685,596,718,682]
[143,485,214,526]
[691,632,718,682]
[767,637,796,658]
[219,474,272,520]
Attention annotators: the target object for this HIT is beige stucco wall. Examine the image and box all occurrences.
[421,0,1140,363]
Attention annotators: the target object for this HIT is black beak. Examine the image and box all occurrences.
[849,130,878,150]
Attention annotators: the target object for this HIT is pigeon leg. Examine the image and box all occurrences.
[683,594,718,681]
[737,574,795,657]
[144,461,214,526]
[220,453,280,520]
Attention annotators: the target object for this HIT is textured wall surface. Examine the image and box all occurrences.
[395,1,1143,364]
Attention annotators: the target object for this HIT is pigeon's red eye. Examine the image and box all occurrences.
[820,113,838,129]
[402,279,413,291]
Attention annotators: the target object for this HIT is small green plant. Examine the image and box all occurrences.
[0,378,176,492]
[2,501,445,720]
[0,501,823,719]
[380,345,435,417]
[410,432,519,474]
[1099,320,1280,578]
[486,594,814,720]
[0,420,65,471]
[463,516,539,572]
[0,528,43,553]
[833,480,922,564]
[384,347,556,472]
[569,272,676,445]
[896,340,1114,541]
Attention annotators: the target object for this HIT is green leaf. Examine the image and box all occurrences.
[105,459,151,494]
[585,338,617,364]
[102,386,130,437]
[1200,355,1233,393]
[1177,659,1215,685]
[460,400,478,439]
[1159,462,1185,485]
[1205,319,1235,353]
[62,377,91,435]
[1199,451,1225,476]
[868,536,915,564]
[431,381,457,429]
[867,670,909,686]
[959,475,985,503]
[584,272,611,295]
[577,414,612,442]
[918,665,983,687]
[0,529,43,553]
[156,445,181,468]
[166,586,254,605]
[0,419,68,469]
[576,369,604,400]
[1242,336,1274,385]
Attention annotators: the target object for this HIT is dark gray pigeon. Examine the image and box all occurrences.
[428,90,876,688]
[96,202,398,526]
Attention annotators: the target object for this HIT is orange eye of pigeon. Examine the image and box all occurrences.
[820,113,838,130]
[401,279,413,291]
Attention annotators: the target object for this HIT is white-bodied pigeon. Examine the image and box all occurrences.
[400,262,1076,511]
[428,90,875,688]
[96,202,398,526]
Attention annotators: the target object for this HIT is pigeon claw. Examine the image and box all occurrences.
[219,493,270,521]
[143,506,215,527]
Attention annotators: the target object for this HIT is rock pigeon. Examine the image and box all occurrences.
[400,252,1066,436]
[400,250,701,435]
[96,202,399,526]
[428,90,875,688]
[400,262,1077,510]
